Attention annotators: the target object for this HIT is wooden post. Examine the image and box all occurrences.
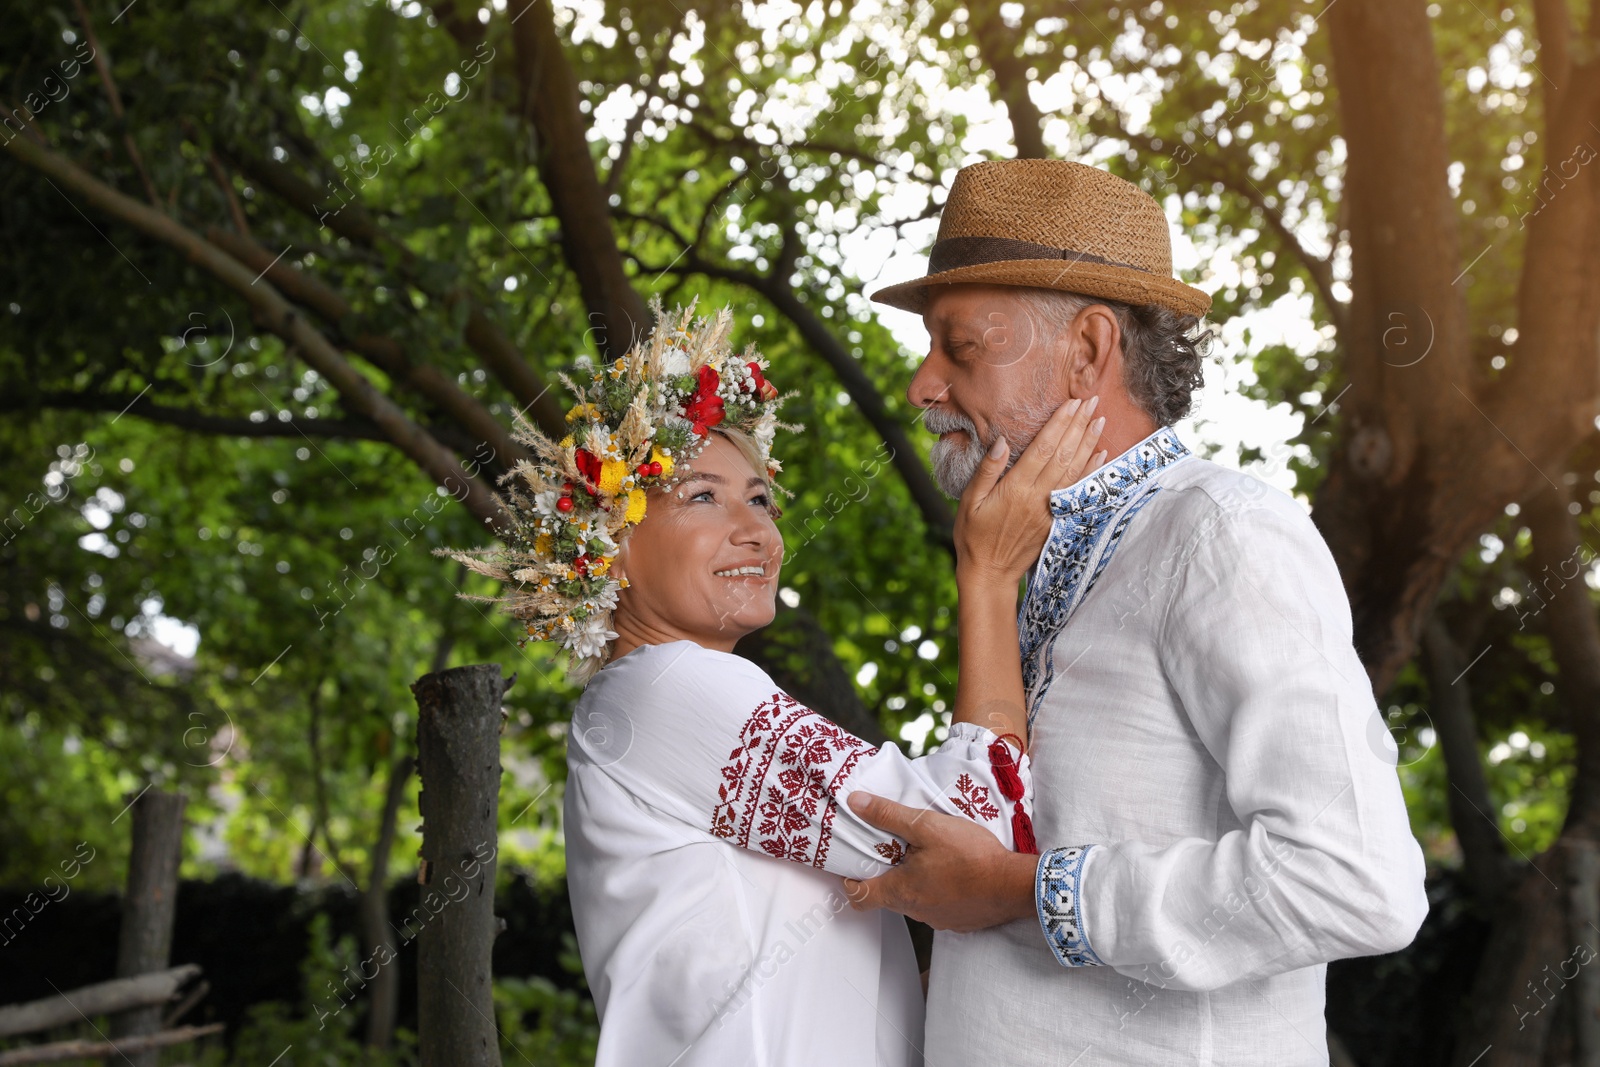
[411,665,506,1067]
[110,788,186,1067]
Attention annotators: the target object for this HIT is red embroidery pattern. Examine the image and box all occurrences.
[711,693,877,869]
[948,774,1001,822]
[874,840,906,865]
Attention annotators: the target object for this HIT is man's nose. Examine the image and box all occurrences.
[906,354,948,410]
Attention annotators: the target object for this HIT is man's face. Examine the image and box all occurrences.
[907,285,1075,497]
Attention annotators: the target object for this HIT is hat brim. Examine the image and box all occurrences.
[869,259,1213,318]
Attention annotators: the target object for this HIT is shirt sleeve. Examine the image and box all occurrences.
[576,642,1034,880]
[1035,500,1429,991]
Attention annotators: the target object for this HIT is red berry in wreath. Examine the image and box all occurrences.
[556,496,574,513]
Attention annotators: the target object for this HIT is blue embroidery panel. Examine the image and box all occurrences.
[1019,425,1191,725]
[1038,844,1105,968]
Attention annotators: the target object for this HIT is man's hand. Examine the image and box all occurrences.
[842,791,1040,932]
[953,394,1105,589]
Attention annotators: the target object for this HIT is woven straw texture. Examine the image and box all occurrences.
[871,159,1212,316]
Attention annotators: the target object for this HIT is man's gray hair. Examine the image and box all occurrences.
[1009,288,1212,426]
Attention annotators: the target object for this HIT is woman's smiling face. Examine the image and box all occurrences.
[610,433,784,653]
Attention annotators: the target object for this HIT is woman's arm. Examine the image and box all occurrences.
[951,574,1030,748]
[574,642,1038,880]
[949,397,1105,750]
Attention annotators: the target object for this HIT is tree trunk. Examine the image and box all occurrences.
[1319,0,1476,690]
[362,752,414,1052]
[1423,617,1512,907]
[1565,838,1600,1065]
[1525,485,1600,830]
[1318,0,1600,693]
[1449,480,1600,1064]
[412,665,507,1067]
[1452,858,1567,1066]
[510,0,650,359]
[110,789,187,1067]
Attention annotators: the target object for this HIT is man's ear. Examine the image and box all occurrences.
[1066,304,1123,395]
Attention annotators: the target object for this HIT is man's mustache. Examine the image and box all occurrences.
[923,408,979,439]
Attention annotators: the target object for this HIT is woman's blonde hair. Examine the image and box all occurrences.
[587,427,779,682]
[710,426,773,492]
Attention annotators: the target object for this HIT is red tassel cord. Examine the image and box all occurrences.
[988,739,1025,800]
[988,739,1039,855]
[1012,806,1038,855]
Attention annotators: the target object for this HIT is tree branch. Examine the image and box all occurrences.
[71,0,161,209]
[1,390,410,442]
[205,227,531,472]
[3,133,509,533]
[509,0,650,357]
[642,243,956,552]
[1120,126,1345,332]
[427,0,488,49]
[967,0,1048,159]
[206,150,250,236]
[604,37,681,200]
[682,117,890,172]
[219,145,568,438]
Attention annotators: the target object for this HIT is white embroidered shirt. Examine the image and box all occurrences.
[925,426,1429,1067]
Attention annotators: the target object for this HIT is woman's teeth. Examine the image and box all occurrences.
[714,566,765,577]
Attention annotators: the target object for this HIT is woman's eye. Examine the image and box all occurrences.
[750,493,771,508]
[690,489,715,503]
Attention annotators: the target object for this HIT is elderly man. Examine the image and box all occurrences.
[847,159,1427,1065]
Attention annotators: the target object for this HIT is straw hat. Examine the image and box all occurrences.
[870,159,1211,317]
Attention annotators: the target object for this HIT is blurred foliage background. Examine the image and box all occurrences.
[2,0,1596,1063]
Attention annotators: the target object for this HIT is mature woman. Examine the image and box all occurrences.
[440,305,1103,1067]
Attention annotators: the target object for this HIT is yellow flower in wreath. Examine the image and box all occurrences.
[625,489,647,524]
[599,460,631,495]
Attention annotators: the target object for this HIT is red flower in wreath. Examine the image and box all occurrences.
[574,448,603,485]
[747,361,779,401]
[682,365,726,436]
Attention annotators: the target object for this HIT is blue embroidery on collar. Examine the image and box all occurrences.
[1038,844,1105,968]
[1019,425,1191,725]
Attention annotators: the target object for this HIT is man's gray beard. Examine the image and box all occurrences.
[926,409,988,497]
[924,403,1057,497]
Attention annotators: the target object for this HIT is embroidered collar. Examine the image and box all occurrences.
[1019,424,1192,723]
[1046,423,1191,530]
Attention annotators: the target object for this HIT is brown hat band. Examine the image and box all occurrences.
[926,235,1151,276]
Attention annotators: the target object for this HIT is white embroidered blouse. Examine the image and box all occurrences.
[563,640,1034,1067]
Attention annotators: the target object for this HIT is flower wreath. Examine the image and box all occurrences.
[436,300,792,680]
